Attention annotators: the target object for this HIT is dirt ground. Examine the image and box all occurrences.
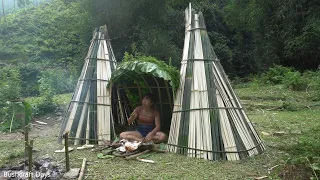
[0,110,63,142]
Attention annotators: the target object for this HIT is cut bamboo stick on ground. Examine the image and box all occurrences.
[78,158,87,180]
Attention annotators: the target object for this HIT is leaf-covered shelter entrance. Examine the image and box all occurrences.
[109,55,180,133]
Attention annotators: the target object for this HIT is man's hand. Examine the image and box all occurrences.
[145,133,153,142]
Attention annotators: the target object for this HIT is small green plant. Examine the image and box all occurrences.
[0,101,32,132]
[282,100,298,111]
[0,66,25,132]
[303,71,320,100]
[283,71,308,91]
[27,96,56,116]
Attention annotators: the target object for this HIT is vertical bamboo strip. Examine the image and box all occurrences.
[74,88,90,145]
[86,105,90,145]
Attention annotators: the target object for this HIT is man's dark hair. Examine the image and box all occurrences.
[143,93,156,103]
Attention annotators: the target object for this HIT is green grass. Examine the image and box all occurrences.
[1,84,320,179]
[0,140,25,166]
[24,93,72,106]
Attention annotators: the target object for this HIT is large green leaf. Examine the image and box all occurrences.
[110,54,180,94]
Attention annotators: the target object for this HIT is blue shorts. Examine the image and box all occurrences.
[137,125,154,137]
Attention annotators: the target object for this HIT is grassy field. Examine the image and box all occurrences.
[0,83,319,179]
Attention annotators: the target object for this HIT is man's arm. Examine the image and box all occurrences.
[127,109,138,125]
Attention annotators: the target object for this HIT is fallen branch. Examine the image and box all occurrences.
[78,158,87,180]
[268,164,280,174]
[35,121,47,125]
[125,149,151,160]
[136,157,154,163]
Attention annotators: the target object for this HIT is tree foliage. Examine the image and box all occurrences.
[224,0,320,74]
[0,0,319,98]
[0,0,93,70]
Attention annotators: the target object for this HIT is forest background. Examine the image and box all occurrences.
[0,0,319,127]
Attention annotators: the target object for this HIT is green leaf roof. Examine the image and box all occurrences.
[110,54,180,94]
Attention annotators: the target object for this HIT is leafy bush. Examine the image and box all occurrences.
[0,66,35,132]
[260,65,320,93]
[31,69,74,116]
[39,68,76,95]
[0,66,21,103]
[303,71,320,100]
[283,71,308,91]
[0,66,20,129]
[0,101,32,132]
[260,65,293,85]
[19,63,41,97]
[27,96,56,116]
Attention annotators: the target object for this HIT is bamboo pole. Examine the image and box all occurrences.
[86,106,90,145]
[96,32,102,144]
[78,158,87,180]
[116,85,125,124]
[75,88,90,145]
[168,3,192,154]
[104,38,111,141]
[64,132,70,172]
[152,76,163,123]
[102,34,107,142]
[28,140,33,180]
[164,81,173,111]
[24,115,29,160]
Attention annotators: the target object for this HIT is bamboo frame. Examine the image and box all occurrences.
[59,25,116,145]
[167,3,265,161]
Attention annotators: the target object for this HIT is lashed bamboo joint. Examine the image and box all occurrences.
[166,3,265,161]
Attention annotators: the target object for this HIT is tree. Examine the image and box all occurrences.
[18,0,31,8]
[2,0,4,18]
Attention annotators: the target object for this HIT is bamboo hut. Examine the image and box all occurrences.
[58,25,117,145]
[167,4,265,161]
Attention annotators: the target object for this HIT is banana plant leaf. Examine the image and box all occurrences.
[109,56,180,94]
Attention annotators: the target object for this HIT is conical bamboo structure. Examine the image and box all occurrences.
[58,25,116,145]
[167,4,265,161]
